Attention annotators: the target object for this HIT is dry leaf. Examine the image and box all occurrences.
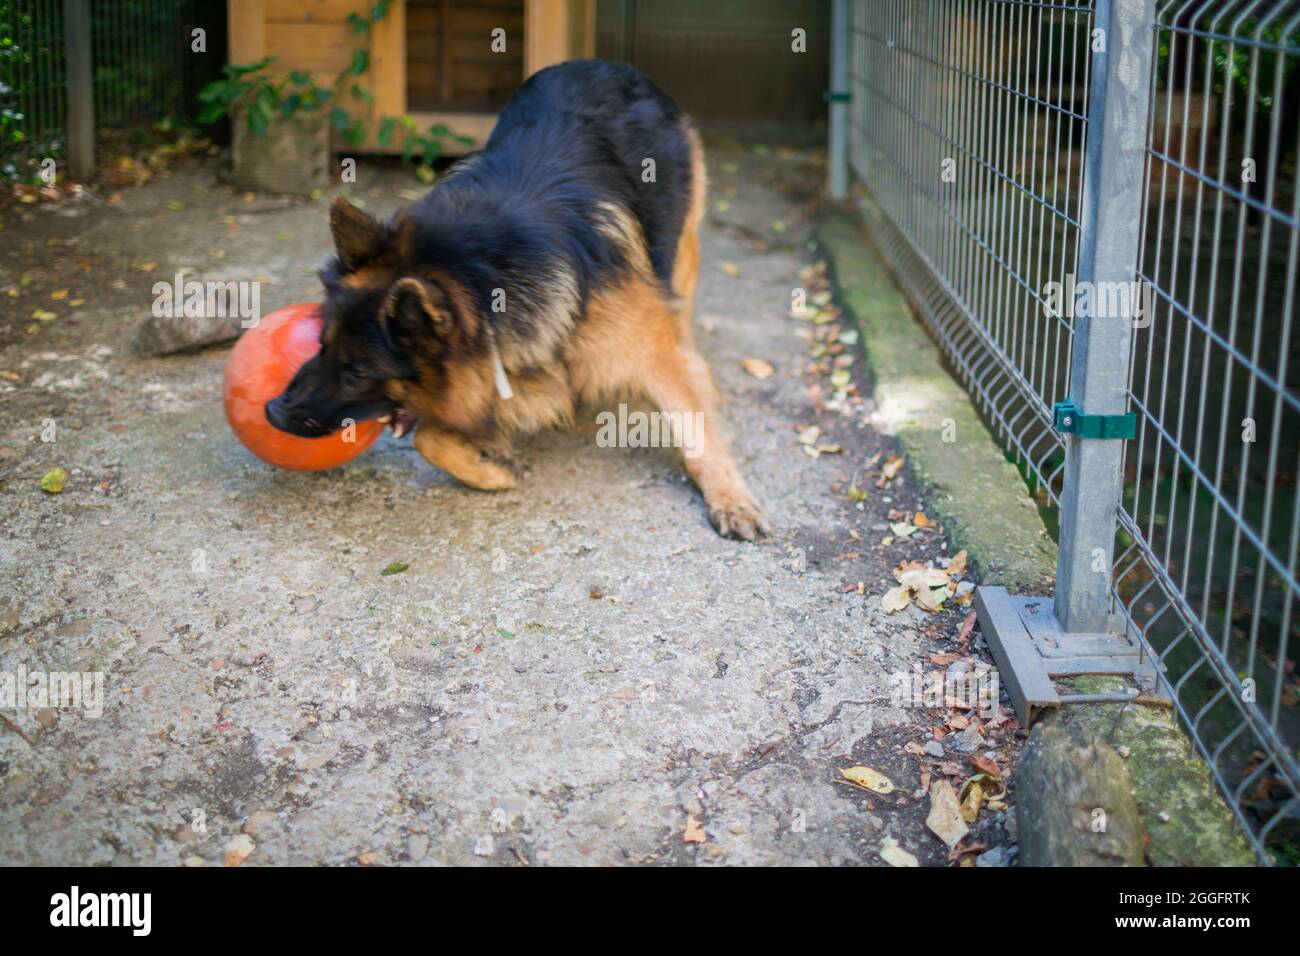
[890,521,918,539]
[947,550,968,576]
[40,467,69,494]
[913,511,935,528]
[880,838,919,867]
[960,778,984,824]
[915,586,946,613]
[683,816,707,844]
[893,559,927,581]
[881,455,905,481]
[719,261,740,277]
[840,766,895,794]
[741,357,774,380]
[926,780,969,848]
[881,585,911,613]
[969,754,1002,780]
[899,567,950,589]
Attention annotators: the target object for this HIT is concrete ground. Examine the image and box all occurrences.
[0,136,1016,866]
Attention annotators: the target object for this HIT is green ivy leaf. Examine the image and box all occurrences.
[247,108,268,137]
[224,56,274,79]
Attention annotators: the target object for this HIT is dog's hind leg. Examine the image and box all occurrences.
[413,425,520,491]
[577,277,766,540]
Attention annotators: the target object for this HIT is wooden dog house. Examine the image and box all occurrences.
[227,0,596,154]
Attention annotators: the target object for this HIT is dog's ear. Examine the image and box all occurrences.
[330,196,388,270]
[384,277,455,343]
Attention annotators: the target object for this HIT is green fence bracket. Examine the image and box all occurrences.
[1053,399,1136,440]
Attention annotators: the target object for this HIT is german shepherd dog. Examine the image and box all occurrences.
[265,60,768,540]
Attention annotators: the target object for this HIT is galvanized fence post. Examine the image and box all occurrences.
[827,0,850,200]
[973,0,1159,724]
[1054,0,1152,633]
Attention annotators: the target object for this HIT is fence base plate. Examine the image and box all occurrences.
[974,586,1165,726]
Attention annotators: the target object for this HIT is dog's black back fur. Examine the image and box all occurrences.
[272,60,695,439]
[399,60,691,314]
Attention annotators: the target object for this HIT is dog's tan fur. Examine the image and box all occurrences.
[342,123,767,540]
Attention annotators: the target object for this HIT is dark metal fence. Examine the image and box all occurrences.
[847,0,1299,863]
[0,0,192,178]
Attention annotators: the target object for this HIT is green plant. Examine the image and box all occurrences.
[196,0,472,176]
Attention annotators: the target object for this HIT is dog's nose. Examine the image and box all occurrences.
[265,397,289,431]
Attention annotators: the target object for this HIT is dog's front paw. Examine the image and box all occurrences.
[472,448,521,490]
[708,491,771,541]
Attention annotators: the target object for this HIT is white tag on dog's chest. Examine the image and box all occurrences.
[491,347,514,400]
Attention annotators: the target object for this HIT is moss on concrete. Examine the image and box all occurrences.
[817,215,1056,590]
[1060,677,1256,866]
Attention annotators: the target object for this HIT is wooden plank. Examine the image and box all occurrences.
[266,0,364,22]
[446,6,524,33]
[409,34,519,66]
[524,0,591,74]
[407,6,439,33]
[440,0,453,101]
[572,0,594,59]
[408,63,517,103]
[265,21,355,73]
[370,0,406,120]
[228,0,266,66]
[524,0,569,76]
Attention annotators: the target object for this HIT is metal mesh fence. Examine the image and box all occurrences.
[0,0,192,176]
[91,0,191,128]
[848,0,1299,863]
[1,0,68,174]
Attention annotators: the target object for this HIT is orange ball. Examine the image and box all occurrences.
[222,302,384,471]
